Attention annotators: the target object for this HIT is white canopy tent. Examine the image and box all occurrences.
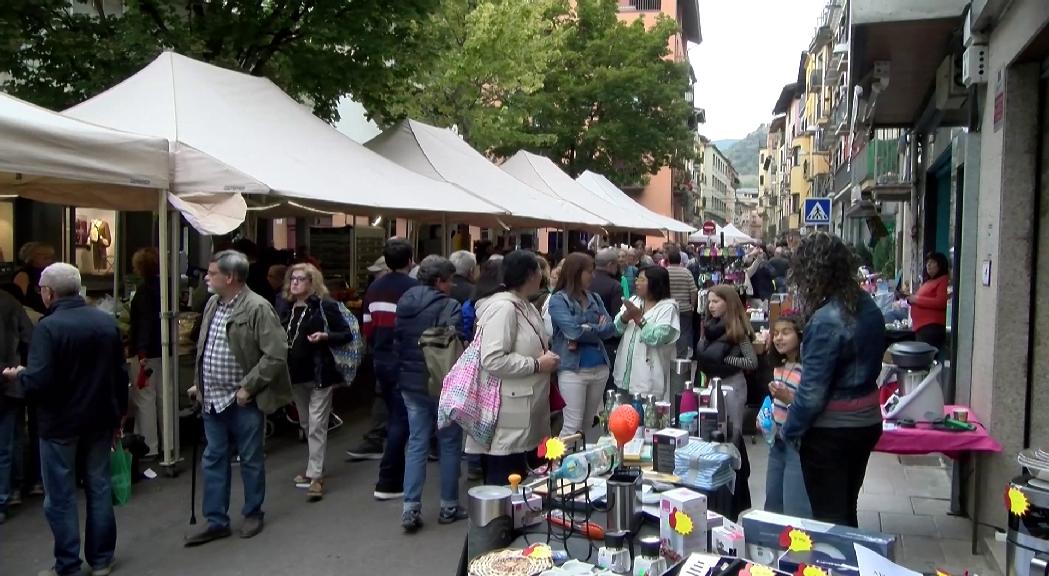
[366,120,605,229]
[689,222,756,246]
[575,170,696,234]
[501,151,664,235]
[64,52,506,223]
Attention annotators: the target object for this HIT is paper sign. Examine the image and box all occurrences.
[855,544,922,576]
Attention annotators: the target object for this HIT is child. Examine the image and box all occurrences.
[762,312,812,518]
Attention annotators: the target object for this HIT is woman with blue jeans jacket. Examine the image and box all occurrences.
[548,253,616,441]
[780,233,886,528]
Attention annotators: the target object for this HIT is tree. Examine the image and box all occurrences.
[0,0,440,122]
[380,0,566,151]
[495,0,696,183]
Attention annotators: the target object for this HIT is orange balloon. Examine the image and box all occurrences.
[609,405,640,447]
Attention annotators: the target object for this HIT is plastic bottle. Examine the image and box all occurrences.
[552,443,620,483]
[643,395,658,429]
[678,381,699,415]
[631,393,646,424]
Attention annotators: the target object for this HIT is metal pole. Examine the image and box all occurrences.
[158,190,175,468]
[441,214,449,256]
[562,226,569,259]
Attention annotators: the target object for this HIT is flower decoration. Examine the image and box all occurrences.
[779,526,813,552]
[741,563,775,576]
[1006,486,1030,517]
[795,565,828,576]
[668,508,694,536]
[538,437,566,461]
[522,543,553,559]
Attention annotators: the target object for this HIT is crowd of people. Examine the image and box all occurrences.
[0,228,955,574]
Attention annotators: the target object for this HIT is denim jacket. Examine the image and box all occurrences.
[548,290,616,371]
[781,292,886,443]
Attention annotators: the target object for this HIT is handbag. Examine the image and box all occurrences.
[756,396,776,446]
[437,332,502,447]
[320,300,364,386]
[111,439,133,506]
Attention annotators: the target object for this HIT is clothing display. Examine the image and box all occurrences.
[88,219,112,271]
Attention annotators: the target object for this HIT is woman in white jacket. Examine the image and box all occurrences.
[613,266,680,400]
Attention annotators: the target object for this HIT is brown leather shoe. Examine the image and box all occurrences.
[307,479,324,502]
[240,515,264,539]
[184,525,231,547]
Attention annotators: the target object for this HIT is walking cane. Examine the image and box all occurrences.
[189,403,201,525]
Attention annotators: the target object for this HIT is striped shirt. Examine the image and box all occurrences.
[667,265,698,313]
[772,362,802,425]
[201,293,245,414]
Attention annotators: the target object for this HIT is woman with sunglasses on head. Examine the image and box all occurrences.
[280,263,353,502]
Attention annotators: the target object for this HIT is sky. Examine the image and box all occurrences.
[689,0,827,141]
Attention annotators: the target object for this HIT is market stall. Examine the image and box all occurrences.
[576,170,696,234]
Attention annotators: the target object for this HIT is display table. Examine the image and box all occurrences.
[875,405,1002,554]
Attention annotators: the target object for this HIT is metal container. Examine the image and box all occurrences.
[605,467,642,533]
[670,359,692,405]
[889,341,938,370]
[1007,475,1049,576]
[467,485,511,529]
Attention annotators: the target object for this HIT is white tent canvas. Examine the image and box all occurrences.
[501,152,663,234]
[576,170,695,233]
[722,223,756,244]
[64,52,505,222]
[366,120,604,228]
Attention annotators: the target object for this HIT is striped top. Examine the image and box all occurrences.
[667,265,698,313]
[772,362,802,425]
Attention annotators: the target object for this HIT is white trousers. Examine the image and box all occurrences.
[291,382,335,480]
[130,358,163,456]
[557,366,610,443]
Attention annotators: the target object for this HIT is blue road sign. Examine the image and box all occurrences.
[803,197,832,226]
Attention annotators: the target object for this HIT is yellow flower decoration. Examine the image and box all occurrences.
[802,565,828,576]
[935,570,951,576]
[1007,487,1030,517]
[788,529,813,552]
[672,510,694,536]
[523,543,553,559]
[748,564,776,576]
[543,437,566,461]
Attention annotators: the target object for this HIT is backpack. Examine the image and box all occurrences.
[321,300,364,386]
[420,300,465,398]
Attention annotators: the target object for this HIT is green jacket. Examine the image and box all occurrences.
[195,288,292,415]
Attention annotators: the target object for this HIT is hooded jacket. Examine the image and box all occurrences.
[394,285,462,396]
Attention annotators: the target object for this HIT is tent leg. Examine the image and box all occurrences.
[441,214,448,256]
[158,191,176,468]
[562,226,569,259]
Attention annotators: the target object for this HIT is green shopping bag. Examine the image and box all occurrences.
[110,440,132,506]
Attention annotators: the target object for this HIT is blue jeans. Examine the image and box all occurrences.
[765,436,812,518]
[201,402,266,529]
[402,390,462,511]
[39,431,116,575]
[0,402,14,512]
[377,372,408,493]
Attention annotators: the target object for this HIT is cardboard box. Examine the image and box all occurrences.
[778,551,861,576]
[653,428,689,473]
[706,511,726,552]
[659,488,708,564]
[740,510,897,566]
[711,519,745,557]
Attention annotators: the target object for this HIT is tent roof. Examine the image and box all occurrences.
[64,52,505,222]
[722,223,756,243]
[0,91,169,210]
[576,170,695,233]
[500,152,664,234]
[366,119,604,228]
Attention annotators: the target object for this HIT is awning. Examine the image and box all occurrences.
[501,152,664,234]
[576,170,695,233]
[366,119,603,228]
[63,52,506,224]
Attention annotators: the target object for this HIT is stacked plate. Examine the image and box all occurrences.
[1017,449,1049,483]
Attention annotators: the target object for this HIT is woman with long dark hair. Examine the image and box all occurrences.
[780,233,886,527]
[613,266,680,400]
[696,285,758,440]
[907,252,950,350]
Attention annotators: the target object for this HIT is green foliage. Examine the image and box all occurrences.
[722,124,769,177]
[0,0,440,122]
[873,233,896,279]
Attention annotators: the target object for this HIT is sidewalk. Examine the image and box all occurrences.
[748,440,1004,575]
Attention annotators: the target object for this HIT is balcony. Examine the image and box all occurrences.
[851,129,912,202]
[809,68,825,89]
[618,0,662,12]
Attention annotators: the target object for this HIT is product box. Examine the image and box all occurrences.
[711,519,745,557]
[660,488,708,563]
[511,492,543,530]
[706,511,726,552]
[653,428,690,473]
[740,510,897,566]
[778,551,861,576]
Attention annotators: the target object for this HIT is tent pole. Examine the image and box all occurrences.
[441,214,448,256]
[562,226,569,259]
[158,190,175,468]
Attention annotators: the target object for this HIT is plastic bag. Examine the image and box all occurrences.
[756,396,776,446]
[111,440,132,506]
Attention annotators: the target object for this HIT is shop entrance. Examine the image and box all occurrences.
[1028,59,1049,447]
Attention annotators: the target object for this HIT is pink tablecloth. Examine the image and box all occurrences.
[875,405,1003,459]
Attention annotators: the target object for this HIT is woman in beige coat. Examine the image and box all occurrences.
[465,251,560,485]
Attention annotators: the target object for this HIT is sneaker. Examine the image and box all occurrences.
[401,509,423,533]
[8,489,22,506]
[373,489,404,501]
[307,479,324,502]
[91,563,115,576]
[438,505,469,525]
[184,525,232,547]
[239,515,264,539]
[346,440,384,461]
[293,474,310,489]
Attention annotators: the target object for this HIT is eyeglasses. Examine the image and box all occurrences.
[290,275,310,283]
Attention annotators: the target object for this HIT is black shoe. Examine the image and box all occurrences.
[402,509,423,533]
[240,516,264,539]
[184,525,232,547]
[438,505,468,525]
[345,440,384,461]
[467,467,483,482]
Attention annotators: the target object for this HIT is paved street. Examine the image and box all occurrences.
[1,414,1005,576]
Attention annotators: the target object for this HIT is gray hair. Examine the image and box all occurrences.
[595,248,619,268]
[449,250,477,278]
[39,262,81,297]
[211,250,250,283]
[416,255,456,287]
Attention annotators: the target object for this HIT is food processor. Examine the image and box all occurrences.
[882,341,945,422]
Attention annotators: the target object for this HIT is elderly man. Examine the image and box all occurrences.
[185,250,291,547]
[448,250,477,305]
[4,263,127,576]
[0,289,32,525]
[666,246,698,359]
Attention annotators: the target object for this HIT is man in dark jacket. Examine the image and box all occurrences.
[4,263,127,576]
[0,288,32,524]
[448,250,476,305]
[394,255,464,532]
[590,248,623,390]
[767,246,790,294]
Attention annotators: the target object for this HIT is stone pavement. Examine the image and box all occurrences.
[0,413,1006,575]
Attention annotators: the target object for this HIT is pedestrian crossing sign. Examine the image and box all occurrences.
[803,197,832,226]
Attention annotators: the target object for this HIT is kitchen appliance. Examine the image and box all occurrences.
[466,485,513,560]
[882,342,945,422]
[1007,470,1049,576]
[604,467,642,533]
[671,359,693,407]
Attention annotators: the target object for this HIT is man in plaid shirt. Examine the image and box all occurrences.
[185,250,291,547]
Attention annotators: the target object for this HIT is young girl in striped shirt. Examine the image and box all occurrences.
[764,313,812,518]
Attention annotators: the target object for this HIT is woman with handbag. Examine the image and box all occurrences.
[468,251,560,485]
[695,285,758,441]
[280,263,352,502]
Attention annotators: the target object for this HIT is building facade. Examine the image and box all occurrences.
[693,135,738,226]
